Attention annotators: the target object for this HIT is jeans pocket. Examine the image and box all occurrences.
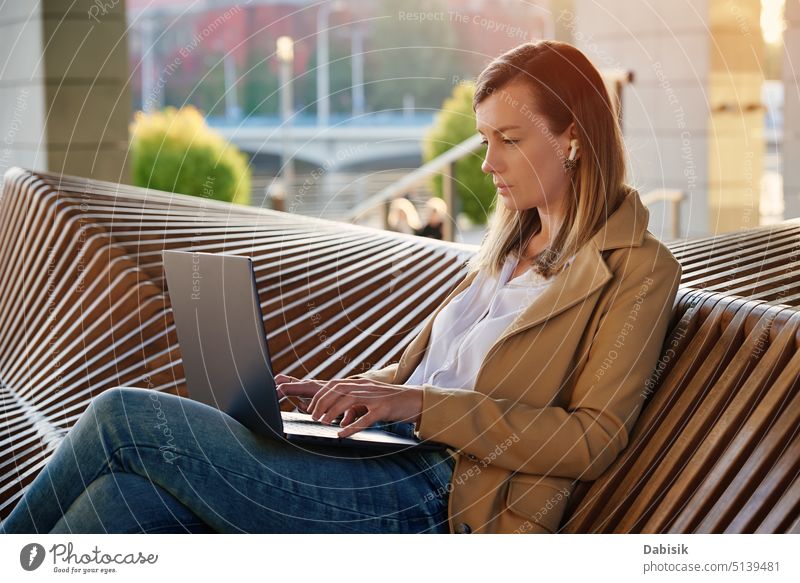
[371,420,416,438]
[413,450,455,510]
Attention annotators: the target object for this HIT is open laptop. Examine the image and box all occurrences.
[162,250,446,452]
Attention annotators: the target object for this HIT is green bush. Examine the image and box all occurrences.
[422,82,494,225]
[130,106,251,205]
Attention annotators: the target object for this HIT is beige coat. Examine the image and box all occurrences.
[349,190,682,533]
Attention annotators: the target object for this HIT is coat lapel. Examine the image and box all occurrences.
[395,269,479,381]
[394,189,651,385]
[478,241,613,367]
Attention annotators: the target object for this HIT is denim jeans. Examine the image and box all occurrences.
[1,387,456,534]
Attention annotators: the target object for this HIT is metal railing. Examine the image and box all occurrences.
[345,134,484,241]
[641,188,685,240]
[344,132,685,242]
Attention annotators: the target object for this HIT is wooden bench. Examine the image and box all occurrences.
[1,167,798,533]
[562,291,800,533]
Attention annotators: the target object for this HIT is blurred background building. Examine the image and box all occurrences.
[0,0,795,243]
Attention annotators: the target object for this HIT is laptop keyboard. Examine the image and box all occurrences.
[280,412,443,449]
[283,420,344,437]
[282,412,343,438]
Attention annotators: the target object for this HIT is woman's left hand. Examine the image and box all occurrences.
[278,378,424,439]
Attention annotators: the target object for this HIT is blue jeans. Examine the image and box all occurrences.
[1,387,455,534]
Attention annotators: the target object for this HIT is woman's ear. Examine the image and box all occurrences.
[568,121,579,140]
[560,122,580,162]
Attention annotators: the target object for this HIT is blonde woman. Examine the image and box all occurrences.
[415,197,448,239]
[387,196,422,234]
[2,41,680,534]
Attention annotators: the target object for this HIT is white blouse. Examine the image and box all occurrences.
[404,254,574,390]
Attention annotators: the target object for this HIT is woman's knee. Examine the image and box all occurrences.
[87,386,157,424]
[79,387,165,450]
[84,388,197,466]
[88,386,129,413]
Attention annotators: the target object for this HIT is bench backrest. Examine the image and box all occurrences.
[1,167,798,532]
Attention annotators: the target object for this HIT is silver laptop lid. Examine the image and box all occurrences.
[162,250,284,435]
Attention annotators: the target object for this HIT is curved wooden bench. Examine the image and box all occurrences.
[670,218,800,305]
[562,290,800,533]
[1,166,798,533]
[0,167,473,520]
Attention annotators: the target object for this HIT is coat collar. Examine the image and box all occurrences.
[395,189,650,383]
[592,187,650,251]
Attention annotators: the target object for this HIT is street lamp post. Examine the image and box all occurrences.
[316,0,348,127]
[351,22,365,118]
[277,35,295,198]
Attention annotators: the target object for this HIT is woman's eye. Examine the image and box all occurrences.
[479,139,518,146]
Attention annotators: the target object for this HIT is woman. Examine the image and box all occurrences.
[414,197,447,239]
[387,196,423,234]
[1,40,681,535]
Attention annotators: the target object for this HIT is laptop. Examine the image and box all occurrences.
[162,250,446,452]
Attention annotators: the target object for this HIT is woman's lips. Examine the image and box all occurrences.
[496,184,513,193]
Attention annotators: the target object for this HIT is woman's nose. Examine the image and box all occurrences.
[481,146,505,175]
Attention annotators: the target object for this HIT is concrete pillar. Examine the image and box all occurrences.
[0,0,131,189]
[551,0,576,43]
[707,0,765,233]
[784,0,800,219]
[569,0,764,239]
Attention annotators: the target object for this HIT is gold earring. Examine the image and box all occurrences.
[563,139,579,172]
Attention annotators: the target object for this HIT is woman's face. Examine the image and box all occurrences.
[475,80,576,216]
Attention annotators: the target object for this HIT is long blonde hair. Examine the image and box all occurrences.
[466,40,632,279]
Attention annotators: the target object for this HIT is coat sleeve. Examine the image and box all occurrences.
[412,250,682,481]
[344,363,399,384]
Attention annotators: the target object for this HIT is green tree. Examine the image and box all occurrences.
[363,0,470,113]
[294,34,354,116]
[130,106,251,205]
[241,53,280,117]
[192,53,228,118]
[423,81,493,225]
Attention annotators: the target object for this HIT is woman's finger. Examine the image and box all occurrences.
[309,383,377,421]
[296,397,312,413]
[313,386,357,423]
[275,374,297,399]
[344,404,370,426]
[308,379,348,417]
[279,380,323,399]
[320,393,374,426]
[274,373,299,382]
[340,409,353,426]
[337,409,381,439]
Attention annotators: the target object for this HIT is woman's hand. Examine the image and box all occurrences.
[275,373,323,413]
[277,377,424,439]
